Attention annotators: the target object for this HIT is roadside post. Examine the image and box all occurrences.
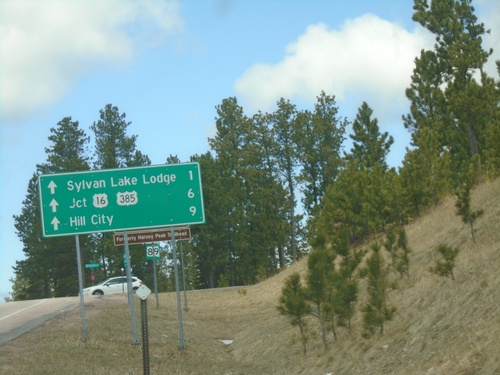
[75,234,88,341]
[124,231,140,345]
[153,259,159,309]
[146,244,161,309]
[171,226,186,349]
[84,261,100,286]
[179,241,189,311]
[136,284,152,375]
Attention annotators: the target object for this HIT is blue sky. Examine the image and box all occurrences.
[1,0,498,301]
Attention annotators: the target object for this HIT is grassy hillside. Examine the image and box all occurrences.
[234,177,500,374]
[1,178,499,375]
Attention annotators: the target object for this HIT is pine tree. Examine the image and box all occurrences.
[277,272,311,355]
[270,98,302,262]
[190,152,229,288]
[318,162,366,243]
[91,104,140,169]
[296,91,347,215]
[350,102,393,171]
[430,244,460,281]
[207,97,255,285]
[395,227,411,278]
[12,175,50,300]
[399,128,454,216]
[362,243,396,337]
[91,104,150,279]
[37,117,92,296]
[305,246,335,350]
[333,232,363,333]
[13,117,92,299]
[384,228,398,271]
[251,112,289,270]
[455,157,484,243]
[318,102,397,245]
[406,0,499,182]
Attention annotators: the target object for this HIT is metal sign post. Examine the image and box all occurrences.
[124,231,140,345]
[171,226,186,350]
[141,297,150,375]
[146,244,160,308]
[153,258,159,309]
[75,234,88,341]
[136,285,152,375]
[179,241,189,311]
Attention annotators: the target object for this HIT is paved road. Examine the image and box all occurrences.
[0,297,81,346]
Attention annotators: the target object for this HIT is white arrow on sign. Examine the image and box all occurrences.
[48,181,57,194]
[49,199,59,213]
[51,217,60,230]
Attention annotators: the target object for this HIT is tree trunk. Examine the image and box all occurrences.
[288,169,297,262]
[317,304,328,350]
[208,269,215,289]
[467,122,479,156]
[279,246,285,269]
[299,321,307,355]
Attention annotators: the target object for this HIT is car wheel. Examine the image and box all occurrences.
[93,290,104,296]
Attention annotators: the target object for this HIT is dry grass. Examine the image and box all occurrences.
[1,178,499,375]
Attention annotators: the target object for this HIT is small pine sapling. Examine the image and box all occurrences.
[277,272,311,355]
[430,243,460,281]
[305,247,335,351]
[383,228,398,270]
[455,184,483,243]
[334,247,364,333]
[396,227,411,278]
[362,243,396,337]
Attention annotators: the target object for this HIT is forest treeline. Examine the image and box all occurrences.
[8,0,500,300]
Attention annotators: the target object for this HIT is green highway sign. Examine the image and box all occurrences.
[38,163,205,237]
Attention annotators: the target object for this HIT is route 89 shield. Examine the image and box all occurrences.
[146,244,161,260]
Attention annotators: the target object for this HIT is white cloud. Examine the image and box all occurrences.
[0,0,182,123]
[235,0,500,117]
[235,14,433,114]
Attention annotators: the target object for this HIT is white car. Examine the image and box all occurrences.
[82,276,143,296]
